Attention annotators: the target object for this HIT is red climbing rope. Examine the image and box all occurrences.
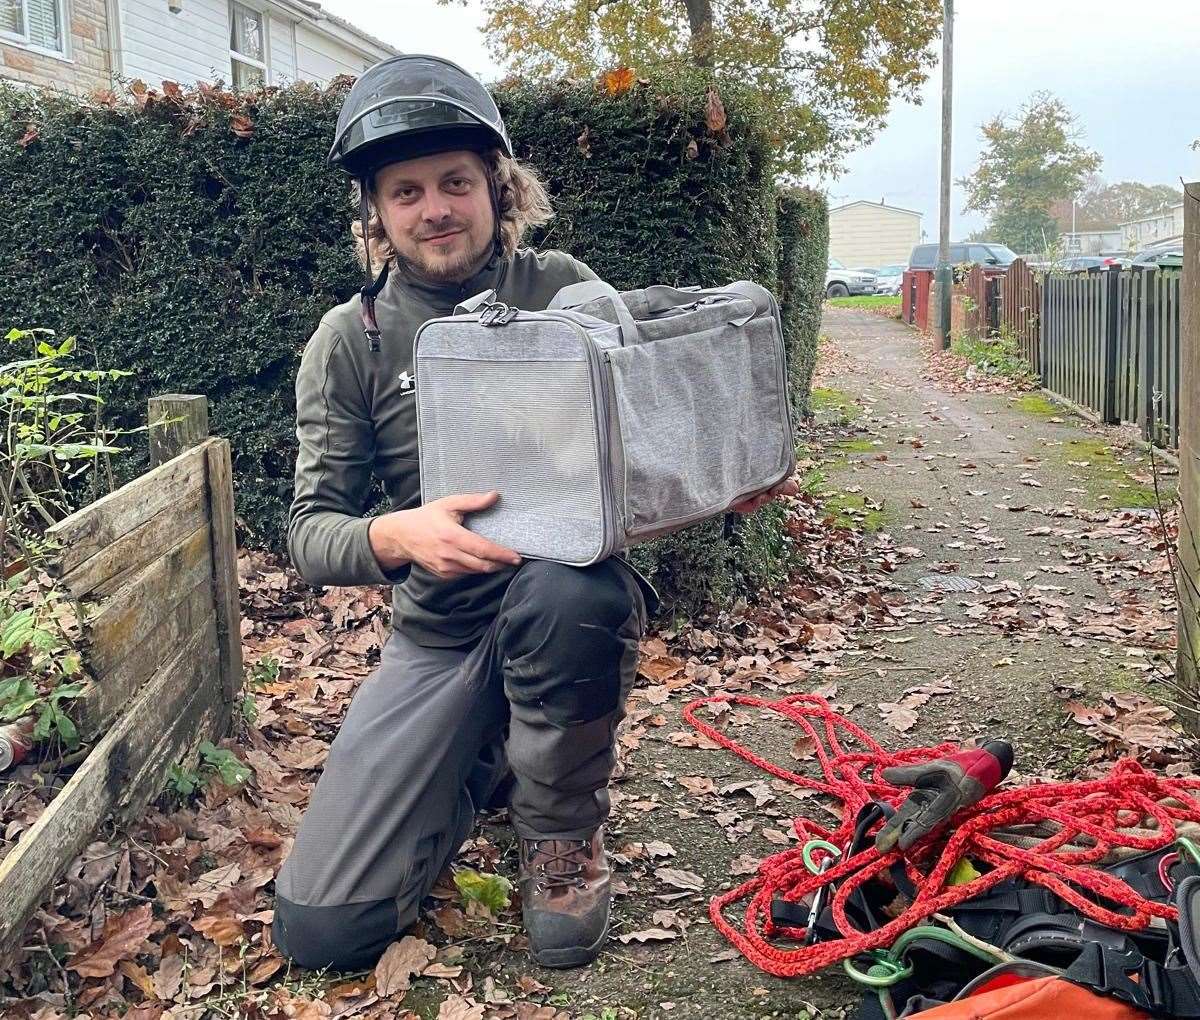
[682,692,1200,978]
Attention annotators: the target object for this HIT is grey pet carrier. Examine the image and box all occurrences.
[412,279,796,566]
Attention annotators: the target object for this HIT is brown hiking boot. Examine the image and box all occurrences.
[518,827,611,968]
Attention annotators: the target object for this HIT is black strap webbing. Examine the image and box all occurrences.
[1064,941,1200,1017]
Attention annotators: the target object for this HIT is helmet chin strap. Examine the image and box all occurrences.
[359,182,389,353]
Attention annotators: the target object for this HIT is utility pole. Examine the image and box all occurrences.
[934,0,954,349]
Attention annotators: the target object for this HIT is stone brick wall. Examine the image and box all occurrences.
[1,0,111,93]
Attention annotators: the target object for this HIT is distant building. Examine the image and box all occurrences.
[1120,203,1184,250]
[1,0,395,96]
[829,200,923,269]
[1061,228,1123,255]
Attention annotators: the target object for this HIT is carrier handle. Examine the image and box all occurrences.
[626,281,773,322]
[548,280,640,346]
[454,289,499,316]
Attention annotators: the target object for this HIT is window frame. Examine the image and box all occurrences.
[229,0,270,88]
[0,0,71,60]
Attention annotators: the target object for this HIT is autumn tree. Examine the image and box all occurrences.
[439,0,944,175]
[958,91,1101,253]
[1056,178,1184,231]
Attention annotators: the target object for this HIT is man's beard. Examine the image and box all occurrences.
[395,231,494,285]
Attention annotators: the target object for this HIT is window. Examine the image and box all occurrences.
[230,2,267,88]
[909,245,936,269]
[0,0,65,54]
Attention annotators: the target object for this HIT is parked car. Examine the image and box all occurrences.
[1016,253,1052,270]
[908,242,1019,270]
[865,264,905,295]
[1057,256,1107,272]
[826,258,877,297]
[1130,243,1183,269]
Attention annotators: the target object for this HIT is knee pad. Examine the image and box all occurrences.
[272,895,399,971]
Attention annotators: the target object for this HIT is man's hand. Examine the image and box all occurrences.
[728,476,799,514]
[369,490,522,579]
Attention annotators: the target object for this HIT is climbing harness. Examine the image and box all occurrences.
[682,692,1200,1015]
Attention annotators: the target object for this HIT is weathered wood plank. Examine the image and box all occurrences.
[0,617,221,958]
[205,439,243,715]
[1176,182,1200,731]
[148,394,209,469]
[75,582,214,743]
[83,524,213,679]
[53,486,209,602]
[45,443,210,579]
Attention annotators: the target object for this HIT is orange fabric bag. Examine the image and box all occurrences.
[909,975,1151,1019]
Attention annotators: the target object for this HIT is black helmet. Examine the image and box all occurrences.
[329,54,512,180]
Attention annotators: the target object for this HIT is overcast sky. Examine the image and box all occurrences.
[321,0,1200,238]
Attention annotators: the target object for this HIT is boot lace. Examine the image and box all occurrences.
[528,838,589,891]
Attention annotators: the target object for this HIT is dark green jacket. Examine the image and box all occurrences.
[289,248,599,647]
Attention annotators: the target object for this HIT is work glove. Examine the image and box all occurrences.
[875,739,1014,853]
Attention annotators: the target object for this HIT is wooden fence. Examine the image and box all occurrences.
[1116,270,1182,447]
[1041,270,1119,425]
[1038,267,1181,446]
[902,269,933,332]
[0,396,242,957]
[999,258,1042,368]
[899,259,1182,449]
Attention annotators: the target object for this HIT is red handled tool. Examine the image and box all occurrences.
[875,739,1015,853]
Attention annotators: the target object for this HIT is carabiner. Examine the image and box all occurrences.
[1160,851,1181,892]
[1177,837,1200,870]
[843,950,914,988]
[802,839,841,874]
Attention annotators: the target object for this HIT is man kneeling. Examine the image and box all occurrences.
[272,53,793,972]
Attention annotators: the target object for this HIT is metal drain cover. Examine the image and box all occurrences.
[918,574,983,593]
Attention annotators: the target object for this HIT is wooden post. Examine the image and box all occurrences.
[148,394,209,468]
[205,439,243,724]
[1101,266,1120,424]
[1178,182,1200,733]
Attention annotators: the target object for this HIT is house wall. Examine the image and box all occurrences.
[294,19,372,84]
[1,0,111,92]
[268,12,295,80]
[119,0,229,86]
[117,0,382,89]
[1063,229,1123,255]
[1121,204,1185,250]
[829,203,922,268]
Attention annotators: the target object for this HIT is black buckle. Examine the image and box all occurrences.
[1068,942,1155,1011]
[479,302,517,326]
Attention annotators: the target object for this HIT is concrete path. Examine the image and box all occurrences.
[426,308,1177,1020]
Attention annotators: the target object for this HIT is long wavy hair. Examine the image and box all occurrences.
[350,149,554,271]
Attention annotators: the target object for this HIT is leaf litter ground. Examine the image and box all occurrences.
[1,307,1193,1020]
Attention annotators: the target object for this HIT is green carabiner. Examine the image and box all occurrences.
[1178,836,1200,870]
[842,950,914,988]
[802,839,841,874]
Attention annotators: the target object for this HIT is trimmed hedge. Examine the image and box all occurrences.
[0,73,827,617]
[776,187,829,420]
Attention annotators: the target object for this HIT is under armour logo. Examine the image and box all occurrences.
[398,371,415,394]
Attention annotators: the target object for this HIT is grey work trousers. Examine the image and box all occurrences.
[272,557,652,971]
